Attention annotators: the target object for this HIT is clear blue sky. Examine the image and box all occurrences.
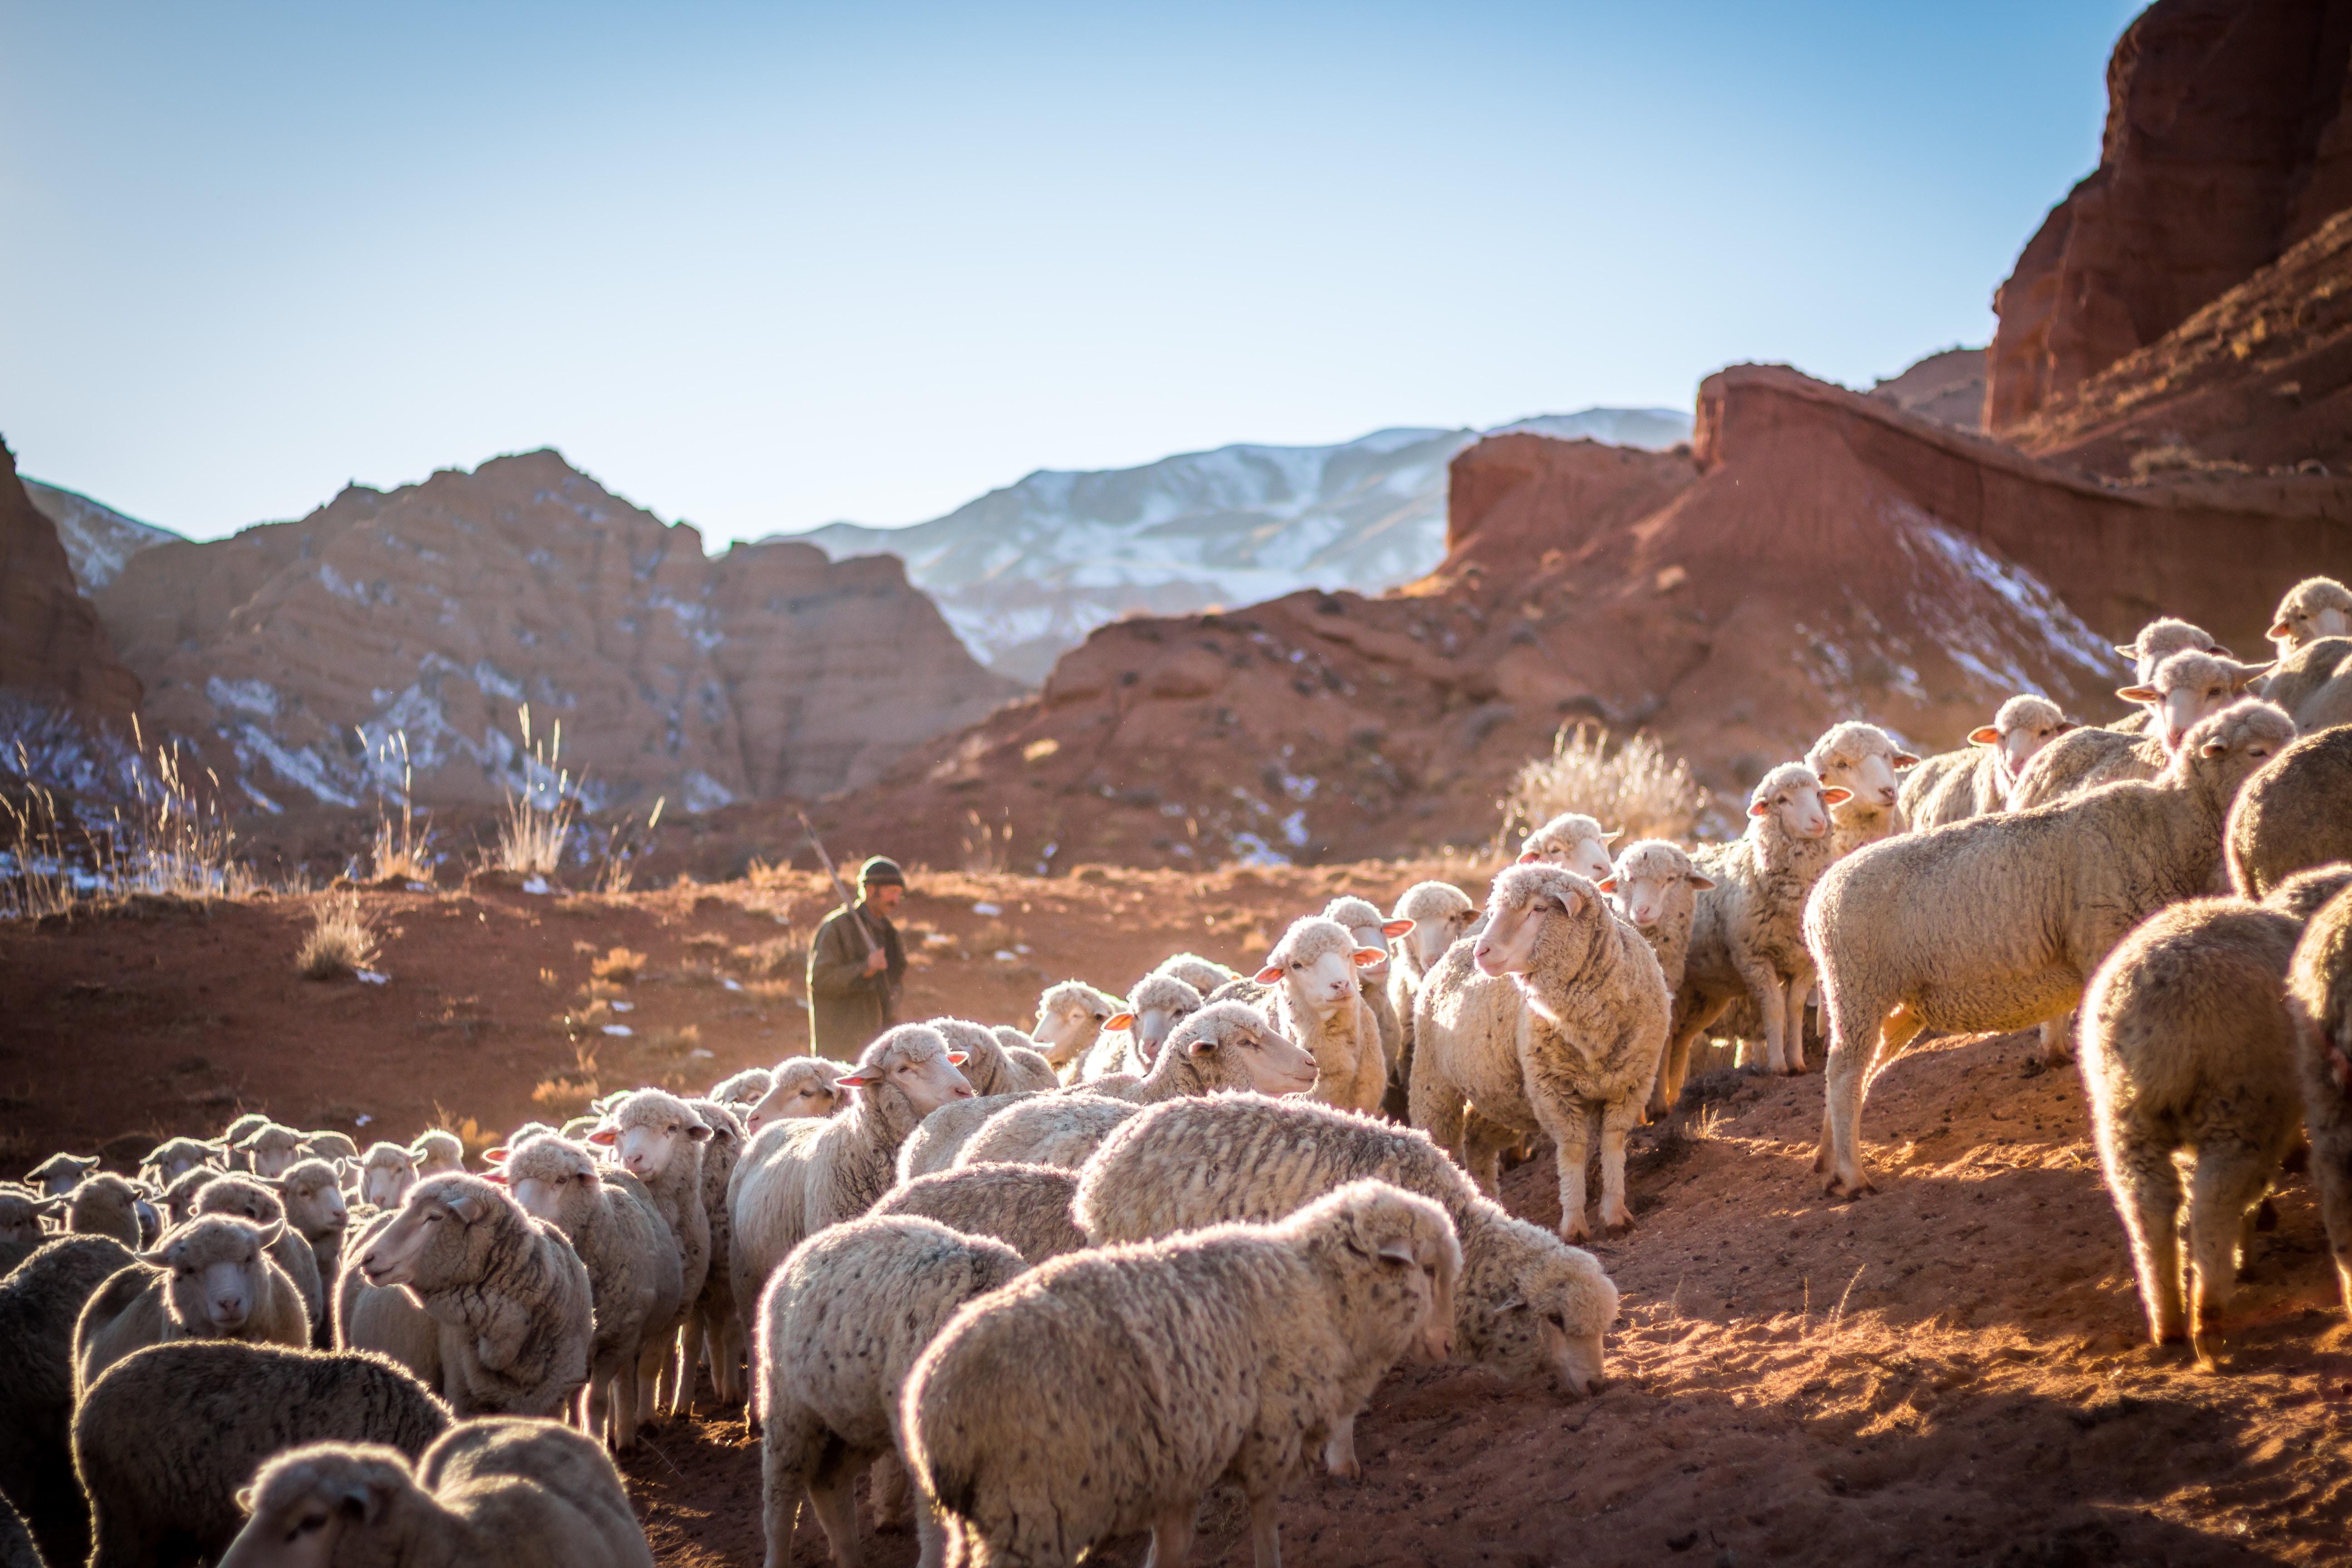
[0,1,2140,545]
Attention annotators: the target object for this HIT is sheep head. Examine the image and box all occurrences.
[1967,693,2072,784]
[1391,881,1477,973]
[2177,699,2295,801]
[2269,576,2352,655]
[142,1214,284,1333]
[2116,616,2227,684]
[358,1143,421,1210]
[1162,1001,1317,1096]
[745,1057,849,1135]
[1746,763,1844,842]
[1117,973,1205,1067]
[1600,840,1714,930]
[836,1024,974,1128]
[1032,980,1122,1067]
[1516,812,1617,882]
[1298,1179,1462,1365]
[1474,865,1606,991]
[1323,896,1414,985]
[359,1172,511,1293]
[588,1089,710,1182]
[2119,650,2274,755]
[1253,916,1382,1018]
[1805,721,1917,816]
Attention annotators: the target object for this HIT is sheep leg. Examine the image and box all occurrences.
[2039,1009,2076,1066]
[1782,973,1813,1074]
[914,1497,951,1568]
[760,1411,821,1568]
[2107,1134,2186,1346]
[2189,1137,2274,1366]
[2313,1122,2352,1316]
[1735,960,1791,1074]
[1248,1487,1285,1568]
[1653,993,1733,1119]
[1408,1053,1476,1190]
[635,1337,670,1429]
[1143,1502,1198,1568]
[1322,1411,1361,1479]
[1545,1101,1596,1245]
[871,1450,914,1532]
[805,1442,871,1568]
[1593,1097,1642,1236]
[1818,998,1921,1197]
[717,1309,749,1406]
[614,1356,642,1452]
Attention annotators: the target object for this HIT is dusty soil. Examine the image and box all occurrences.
[9,865,2352,1566]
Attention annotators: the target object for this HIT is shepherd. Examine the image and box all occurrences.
[806,853,909,1056]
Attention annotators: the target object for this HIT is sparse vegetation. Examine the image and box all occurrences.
[594,794,666,893]
[359,729,434,883]
[489,704,580,875]
[295,893,377,979]
[3,728,261,920]
[591,946,648,984]
[962,806,1015,873]
[1500,724,1710,847]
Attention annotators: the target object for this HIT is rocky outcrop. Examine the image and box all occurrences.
[1987,0,2352,429]
[21,480,180,593]
[714,363,2343,876]
[94,450,1020,813]
[0,436,141,723]
[1868,348,1985,430]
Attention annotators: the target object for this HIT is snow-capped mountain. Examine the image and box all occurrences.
[783,407,1692,682]
[23,479,182,592]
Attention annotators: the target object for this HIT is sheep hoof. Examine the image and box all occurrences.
[1562,1220,1592,1245]
[1822,1171,1873,1199]
[1602,1213,1636,1238]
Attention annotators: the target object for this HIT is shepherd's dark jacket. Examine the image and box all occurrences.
[806,902,905,1058]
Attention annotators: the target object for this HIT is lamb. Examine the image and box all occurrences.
[358,1140,422,1208]
[219,1418,654,1568]
[1029,980,1124,1079]
[907,1180,1458,1568]
[411,1129,466,1177]
[63,1171,147,1250]
[2080,894,2316,1360]
[1808,699,2298,1197]
[232,1120,307,1180]
[1413,866,1670,1241]
[1152,952,1237,995]
[2229,726,2352,899]
[193,1173,328,1338]
[869,1164,1091,1266]
[1325,895,1416,1078]
[686,1097,750,1410]
[1899,695,2074,830]
[2291,877,2352,1317]
[74,1214,311,1391]
[1255,915,1389,1113]
[1806,720,1920,858]
[2009,650,2271,808]
[728,1024,975,1343]
[335,1206,444,1391]
[758,1215,1029,1568]
[1077,973,1204,1080]
[354,1172,594,1418]
[1077,1093,1620,1394]
[0,1187,40,1278]
[139,1137,218,1186]
[745,1056,853,1134]
[957,1003,1319,1170]
[933,1016,1058,1095]
[587,1088,713,1416]
[1518,811,1617,881]
[1660,763,1849,1094]
[73,1340,451,1568]
[493,1134,681,1450]
[2269,575,2352,655]
[25,1151,99,1195]
[0,1235,137,1567]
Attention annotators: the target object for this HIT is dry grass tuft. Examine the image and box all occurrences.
[489,705,579,875]
[1500,724,1709,848]
[360,730,433,882]
[591,946,648,984]
[296,894,377,980]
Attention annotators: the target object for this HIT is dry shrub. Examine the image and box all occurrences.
[489,705,578,875]
[361,730,433,882]
[730,933,802,977]
[296,894,377,980]
[1501,725,1708,847]
[961,807,1014,873]
[591,946,647,985]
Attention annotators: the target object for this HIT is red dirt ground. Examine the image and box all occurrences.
[9,867,2352,1566]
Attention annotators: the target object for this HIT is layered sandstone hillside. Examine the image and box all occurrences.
[0,436,140,723]
[94,450,1020,813]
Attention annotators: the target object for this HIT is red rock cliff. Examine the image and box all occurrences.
[0,435,141,722]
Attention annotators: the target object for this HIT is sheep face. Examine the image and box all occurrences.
[163,1167,221,1226]
[237,1124,304,1180]
[1169,1002,1318,1095]
[1473,867,1602,979]
[710,1067,775,1108]
[145,1138,218,1185]
[196,1176,287,1230]
[1323,897,1414,985]
[1119,974,1205,1067]
[409,1132,466,1177]
[1806,723,1918,814]
[1748,766,1843,841]
[272,1160,349,1240]
[1032,984,1117,1065]
[26,1152,99,1196]
[144,1215,284,1333]
[589,1092,712,1182]
[0,1189,40,1254]
[1392,883,1477,973]
[2179,700,2296,795]
[1476,1239,1619,1397]
[838,1026,975,1117]
[2268,577,2352,654]
[2120,651,2275,755]
[358,1144,420,1209]
[496,1137,602,1227]
[744,1060,848,1134]
[360,1173,503,1290]
[2116,617,2225,684]
[224,1445,414,1568]
[1254,917,1382,1018]
[1968,695,2072,784]
[1517,813,1616,883]
[1602,844,1714,930]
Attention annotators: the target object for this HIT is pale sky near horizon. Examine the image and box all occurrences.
[1,1,2141,546]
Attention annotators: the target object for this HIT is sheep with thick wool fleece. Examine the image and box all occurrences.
[1807,698,2298,1199]
[2230,726,2352,900]
[269,1158,353,1342]
[956,1002,1319,1170]
[906,1179,1459,1568]
[358,1141,421,1210]
[62,1171,146,1250]
[1899,694,2074,830]
[711,1066,776,1109]
[192,1173,328,1343]
[75,1214,310,1392]
[334,1205,444,1393]
[588,1088,712,1417]
[990,1025,1063,1087]
[727,1025,975,1348]
[410,1129,466,1178]
[1413,866,1670,1241]
[757,1215,1029,1568]
[1029,979,1125,1081]
[1325,895,1416,1081]
[1152,952,1238,996]
[2290,877,2352,1319]
[1256,916,1390,1114]
[0,1187,40,1278]
[2269,576,2352,656]
[25,1151,99,1196]
[683,1097,750,1410]
[1077,971,1207,1081]
[0,1235,138,1568]
[1805,720,1920,858]
[1518,811,1617,882]
[933,1016,1058,1096]
[896,1091,1039,1182]
[490,1134,681,1451]
[1076,1093,1618,1395]
[218,1418,653,1568]
[1599,841,1715,1117]
[1385,881,1479,1105]
[353,1172,594,1419]
[1660,763,1849,1102]
[745,1056,854,1135]
[2009,649,2272,809]
[869,1163,1091,1266]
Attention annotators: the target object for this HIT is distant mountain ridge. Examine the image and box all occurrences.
[783,407,1692,681]
[22,479,182,592]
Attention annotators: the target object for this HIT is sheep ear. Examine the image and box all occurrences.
[1187,1033,1220,1057]
[2269,620,2293,639]
[482,1147,510,1166]
[2209,642,2234,659]
[1967,725,2000,745]
[1746,800,1769,818]
[334,1158,352,1180]
[1105,1013,1135,1032]
[1350,946,1387,967]
[1377,1239,1419,1266]
[484,1171,508,1186]
[1686,872,1717,891]
[1253,964,1285,984]
[1595,876,1617,893]
[257,1218,287,1247]
[259,1176,287,1191]
[833,1072,874,1089]
[1381,917,1415,937]
[686,1124,713,1142]
[2117,685,2157,703]
[2236,661,2275,687]
[1514,851,1540,865]
[2058,719,2079,734]
[1820,787,1853,805]
[1601,829,1622,845]
[2199,739,2230,759]
[1489,1291,1527,1313]
[441,1189,485,1224]
[1892,752,1920,768]
[584,1127,617,1147]
[2111,642,2136,659]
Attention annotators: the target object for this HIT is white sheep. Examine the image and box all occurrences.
[491,1135,682,1451]
[300,1131,359,1163]
[1077,973,1204,1080]
[933,1016,1060,1095]
[1518,811,1617,881]
[989,1025,1062,1088]
[2082,885,2335,1360]
[711,1067,776,1109]
[1662,762,1849,1092]
[1152,952,1237,995]
[1808,699,2298,1198]
[24,1152,99,1196]
[2229,727,2352,900]
[727,1025,975,1346]
[0,1186,42,1278]
[353,1172,594,1419]
[2269,576,2352,656]
[411,1130,466,1178]
[1030,980,1125,1080]
[0,1235,140,1566]
[1325,894,1416,1078]
[357,1142,421,1210]
[758,1215,1029,1568]
[893,1092,1038,1182]
[138,1138,219,1188]
[1254,915,1389,1113]
[956,1002,1318,1169]
[220,1419,654,1568]
[60,1172,146,1251]
[230,1121,305,1181]
[684,1097,750,1411]
[193,1173,328,1342]
[1806,720,1920,858]
[2116,615,2230,685]
[74,1215,310,1391]
[587,1088,712,1417]
[1384,880,1479,1105]
[868,1163,1091,1266]
[1415,866,1670,1241]
[1076,1093,1620,1394]
[744,1057,853,1135]
[1899,695,2074,830]
[2009,649,2272,809]
[906,1180,1459,1568]
[2289,874,2352,1317]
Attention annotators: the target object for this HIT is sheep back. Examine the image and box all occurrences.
[2007,725,2165,809]
[957,1093,1141,1171]
[2229,726,2352,899]
[336,1207,445,1390]
[896,1092,1038,1183]
[868,1163,1090,1265]
[0,1235,137,1567]
[2291,882,2352,1311]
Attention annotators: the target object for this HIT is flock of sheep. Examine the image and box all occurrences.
[4,574,2352,1568]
